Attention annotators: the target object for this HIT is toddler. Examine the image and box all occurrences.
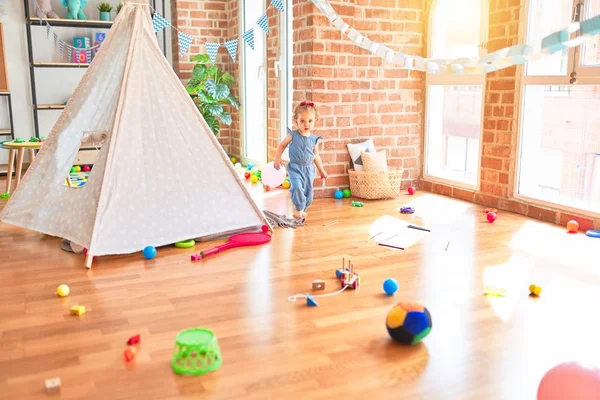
[274,101,327,220]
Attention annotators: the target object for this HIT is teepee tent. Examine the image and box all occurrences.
[0,0,271,268]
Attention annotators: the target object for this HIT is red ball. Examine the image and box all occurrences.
[408,186,415,195]
[244,172,251,180]
[261,225,268,233]
[82,165,91,172]
[487,212,497,223]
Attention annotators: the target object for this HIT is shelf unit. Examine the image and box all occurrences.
[22,0,168,139]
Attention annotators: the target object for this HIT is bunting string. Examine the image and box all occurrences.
[310,0,600,74]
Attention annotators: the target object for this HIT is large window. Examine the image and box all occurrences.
[240,0,267,164]
[424,0,488,188]
[517,0,600,213]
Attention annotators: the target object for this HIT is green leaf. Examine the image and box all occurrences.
[205,79,217,97]
[206,65,218,79]
[227,94,240,109]
[196,91,210,103]
[220,72,235,86]
[190,54,211,64]
[211,119,221,135]
[219,111,232,125]
[214,84,230,100]
[192,64,208,80]
[205,103,224,116]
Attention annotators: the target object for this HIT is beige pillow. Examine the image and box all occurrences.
[361,150,388,172]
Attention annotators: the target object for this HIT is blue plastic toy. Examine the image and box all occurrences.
[334,190,344,199]
[143,246,157,259]
[586,230,600,238]
[383,278,398,295]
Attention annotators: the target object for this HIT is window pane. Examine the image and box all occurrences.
[526,0,572,76]
[425,85,482,185]
[518,85,600,212]
[430,0,482,59]
[242,0,267,162]
[581,0,600,67]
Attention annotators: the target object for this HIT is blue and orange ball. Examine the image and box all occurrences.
[386,302,432,345]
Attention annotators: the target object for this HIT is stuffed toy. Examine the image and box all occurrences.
[35,0,59,18]
[61,0,88,20]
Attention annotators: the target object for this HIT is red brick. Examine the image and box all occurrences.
[527,206,558,223]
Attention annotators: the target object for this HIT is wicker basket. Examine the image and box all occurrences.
[348,168,404,200]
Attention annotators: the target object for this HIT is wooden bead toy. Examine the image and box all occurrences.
[69,305,86,316]
[45,377,61,394]
[529,284,542,296]
[312,280,325,291]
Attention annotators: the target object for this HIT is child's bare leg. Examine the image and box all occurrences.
[293,209,303,219]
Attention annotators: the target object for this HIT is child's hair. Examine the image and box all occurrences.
[293,101,319,122]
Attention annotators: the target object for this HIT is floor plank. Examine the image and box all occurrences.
[1,187,600,399]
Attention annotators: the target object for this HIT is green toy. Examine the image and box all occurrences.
[343,188,351,198]
[1,192,10,200]
[14,138,25,143]
[171,328,222,376]
[352,201,364,207]
[61,0,88,20]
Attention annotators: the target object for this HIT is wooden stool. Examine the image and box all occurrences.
[1,140,41,195]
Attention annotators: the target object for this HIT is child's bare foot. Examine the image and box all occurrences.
[293,210,303,219]
[302,211,308,218]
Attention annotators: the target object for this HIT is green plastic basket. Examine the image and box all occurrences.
[171,328,222,376]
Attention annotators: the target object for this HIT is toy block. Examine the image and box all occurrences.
[306,295,318,307]
[72,49,91,64]
[123,347,136,362]
[127,334,140,345]
[73,37,90,49]
[45,377,61,394]
[191,254,201,261]
[69,305,86,316]
[95,32,106,43]
[312,280,325,291]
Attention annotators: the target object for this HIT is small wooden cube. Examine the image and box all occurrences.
[70,305,86,316]
[312,280,325,291]
[45,377,61,394]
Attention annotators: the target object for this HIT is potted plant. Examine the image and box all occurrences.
[186,54,240,136]
[97,2,112,21]
[116,2,123,14]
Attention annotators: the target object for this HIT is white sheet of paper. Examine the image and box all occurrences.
[378,228,429,250]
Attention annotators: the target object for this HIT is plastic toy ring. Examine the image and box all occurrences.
[400,206,415,214]
[586,230,600,238]
[175,239,196,248]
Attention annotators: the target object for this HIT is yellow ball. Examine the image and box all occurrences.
[230,157,237,164]
[282,180,291,189]
[57,284,70,297]
[250,175,258,183]
[74,166,81,173]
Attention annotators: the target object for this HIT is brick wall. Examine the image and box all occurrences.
[420,0,600,230]
[290,0,425,198]
[170,0,238,155]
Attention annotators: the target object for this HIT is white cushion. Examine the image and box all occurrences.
[346,139,376,171]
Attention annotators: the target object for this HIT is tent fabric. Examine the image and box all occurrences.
[0,0,269,257]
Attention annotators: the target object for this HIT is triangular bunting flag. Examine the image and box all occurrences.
[224,39,238,61]
[271,0,284,12]
[53,33,58,48]
[60,41,65,58]
[257,13,269,34]
[177,31,193,56]
[205,42,220,63]
[67,46,72,61]
[152,12,169,32]
[74,49,80,63]
[242,28,255,50]
[46,22,51,38]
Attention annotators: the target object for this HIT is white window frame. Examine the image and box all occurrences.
[277,0,293,162]
[423,0,490,191]
[239,0,268,167]
[514,0,600,217]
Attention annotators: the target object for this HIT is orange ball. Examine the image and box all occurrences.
[567,220,579,233]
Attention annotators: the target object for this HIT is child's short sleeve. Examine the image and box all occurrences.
[312,135,323,148]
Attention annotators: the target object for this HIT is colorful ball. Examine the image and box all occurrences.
[74,166,81,173]
[538,362,600,400]
[282,180,291,189]
[70,166,77,173]
[408,186,416,195]
[82,165,91,172]
[57,284,70,297]
[250,175,258,184]
[386,302,432,345]
[383,278,398,295]
[487,212,497,223]
[567,220,579,233]
[143,246,157,259]
[342,188,351,198]
[334,190,344,199]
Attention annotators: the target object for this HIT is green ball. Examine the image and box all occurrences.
[342,188,351,198]
[70,167,77,173]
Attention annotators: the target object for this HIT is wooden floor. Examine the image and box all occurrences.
[1,185,600,399]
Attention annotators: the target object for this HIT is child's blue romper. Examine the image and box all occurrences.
[287,130,322,212]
